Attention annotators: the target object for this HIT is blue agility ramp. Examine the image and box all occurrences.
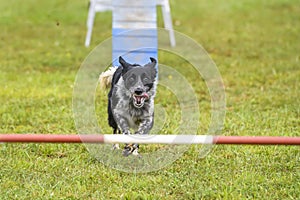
[111,0,158,66]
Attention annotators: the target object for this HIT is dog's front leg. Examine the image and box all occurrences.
[135,117,153,135]
[113,113,131,135]
[125,117,153,157]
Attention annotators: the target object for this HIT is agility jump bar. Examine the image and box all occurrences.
[0,134,299,145]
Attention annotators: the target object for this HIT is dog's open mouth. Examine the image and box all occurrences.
[133,93,149,108]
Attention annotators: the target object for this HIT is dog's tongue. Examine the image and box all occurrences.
[141,93,149,99]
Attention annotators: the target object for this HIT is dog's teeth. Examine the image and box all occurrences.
[133,94,147,108]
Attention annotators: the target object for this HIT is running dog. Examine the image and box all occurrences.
[99,56,157,156]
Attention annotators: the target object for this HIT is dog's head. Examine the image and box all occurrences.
[119,56,157,108]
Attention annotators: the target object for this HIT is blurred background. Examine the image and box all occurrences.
[0,0,299,199]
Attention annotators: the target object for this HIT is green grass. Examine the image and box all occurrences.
[0,0,299,199]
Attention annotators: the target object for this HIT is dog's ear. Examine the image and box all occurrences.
[119,56,131,74]
[119,56,129,67]
[149,57,157,64]
[145,57,157,80]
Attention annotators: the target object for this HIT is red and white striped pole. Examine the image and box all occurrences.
[0,134,299,145]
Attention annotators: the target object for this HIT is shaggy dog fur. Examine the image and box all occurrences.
[99,56,157,156]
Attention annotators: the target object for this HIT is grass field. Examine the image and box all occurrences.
[0,0,299,199]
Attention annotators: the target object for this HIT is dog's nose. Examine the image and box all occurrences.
[134,88,144,95]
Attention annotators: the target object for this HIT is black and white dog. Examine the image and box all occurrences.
[99,56,157,156]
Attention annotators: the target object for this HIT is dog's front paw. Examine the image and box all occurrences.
[132,148,141,158]
[122,144,139,157]
[122,144,133,157]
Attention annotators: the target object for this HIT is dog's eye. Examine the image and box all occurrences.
[143,77,149,82]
